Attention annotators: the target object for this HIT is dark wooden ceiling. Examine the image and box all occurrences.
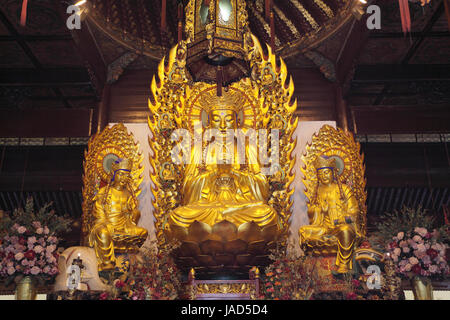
[0,0,98,111]
[0,0,448,114]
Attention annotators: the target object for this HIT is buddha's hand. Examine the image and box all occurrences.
[131,208,141,223]
[215,173,235,188]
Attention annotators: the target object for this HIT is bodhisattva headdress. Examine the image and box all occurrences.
[313,156,337,172]
[110,158,133,181]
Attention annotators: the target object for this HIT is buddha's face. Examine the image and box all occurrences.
[210,108,237,134]
[113,170,131,189]
[317,168,333,185]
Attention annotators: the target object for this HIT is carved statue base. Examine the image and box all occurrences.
[168,220,278,277]
[186,267,260,300]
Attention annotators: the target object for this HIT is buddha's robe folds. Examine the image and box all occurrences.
[169,142,277,229]
[299,183,359,271]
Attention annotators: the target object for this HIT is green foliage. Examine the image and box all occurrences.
[375,205,447,243]
[0,197,73,236]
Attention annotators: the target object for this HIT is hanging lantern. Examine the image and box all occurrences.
[185,0,249,63]
[184,0,251,89]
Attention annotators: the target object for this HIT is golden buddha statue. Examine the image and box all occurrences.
[298,125,367,274]
[89,158,148,271]
[299,156,358,273]
[168,104,278,230]
[147,8,298,267]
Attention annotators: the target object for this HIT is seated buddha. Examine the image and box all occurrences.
[89,158,148,271]
[299,156,359,273]
[168,105,278,230]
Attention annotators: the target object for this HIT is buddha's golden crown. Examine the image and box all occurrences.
[197,88,247,113]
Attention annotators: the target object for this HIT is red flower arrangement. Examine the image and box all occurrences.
[105,241,182,300]
[261,242,318,300]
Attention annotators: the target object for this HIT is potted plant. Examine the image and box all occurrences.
[0,197,72,299]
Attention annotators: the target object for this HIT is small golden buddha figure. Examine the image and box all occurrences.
[161,162,175,181]
[261,66,275,86]
[299,156,359,273]
[272,114,285,130]
[89,158,148,271]
[168,105,278,229]
[159,113,173,130]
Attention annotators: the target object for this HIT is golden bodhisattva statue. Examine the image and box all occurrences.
[299,125,367,274]
[81,123,148,271]
[168,104,278,229]
[299,156,358,273]
[89,159,148,270]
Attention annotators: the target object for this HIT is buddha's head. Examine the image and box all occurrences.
[314,156,336,186]
[111,158,133,189]
[209,107,238,134]
[317,168,333,185]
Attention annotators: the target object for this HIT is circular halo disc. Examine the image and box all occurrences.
[330,155,345,176]
[103,153,120,174]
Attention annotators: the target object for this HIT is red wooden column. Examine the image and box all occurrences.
[334,85,349,133]
[96,84,111,133]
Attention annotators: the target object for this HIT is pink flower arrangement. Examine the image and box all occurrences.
[0,198,72,284]
[0,222,60,282]
[385,228,449,279]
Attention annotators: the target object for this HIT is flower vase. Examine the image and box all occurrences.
[15,276,37,300]
[410,276,433,300]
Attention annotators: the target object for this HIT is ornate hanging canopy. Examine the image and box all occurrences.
[83,0,361,61]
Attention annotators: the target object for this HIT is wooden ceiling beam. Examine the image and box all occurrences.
[335,17,369,85]
[369,31,450,39]
[350,104,450,134]
[0,68,91,86]
[373,2,445,105]
[55,5,107,97]
[0,10,42,68]
[0,35,73,42]
[352,64,450,83]
[0,9,74,108]
[56,4,108,132]
[0,108,92,138]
